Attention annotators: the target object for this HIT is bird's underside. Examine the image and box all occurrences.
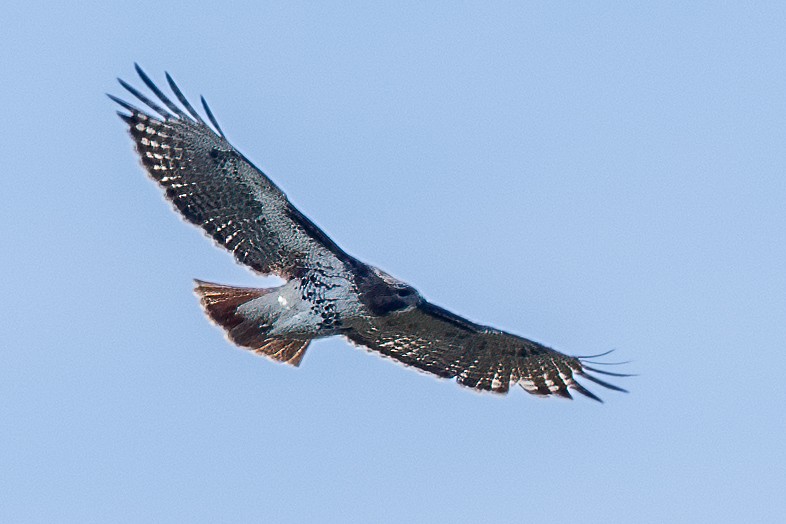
[111,64,630,401]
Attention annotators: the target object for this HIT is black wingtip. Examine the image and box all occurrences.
[118,64,227,139]
[574,349,634,397]
[106,92,139,114]
[571,382,604,403]
[165,71,206,124]
[135,64,187,119]
[575,349,617,359]
[133,63,152,87]
[115,111,134,123]
[201,95,226,138]
[580,372,629,393]
[582,365,637,378]
[581,359,632,366]
[118,77,172,119]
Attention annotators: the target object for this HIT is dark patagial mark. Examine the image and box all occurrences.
[418,301,481,332]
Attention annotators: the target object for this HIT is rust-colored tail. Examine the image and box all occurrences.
[194,279,311,366]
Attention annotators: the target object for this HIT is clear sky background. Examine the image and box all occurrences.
[2,2,785,522]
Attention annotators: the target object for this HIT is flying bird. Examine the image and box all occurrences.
[110,65,629,400]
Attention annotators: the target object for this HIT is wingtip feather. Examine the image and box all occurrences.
[582,365,637,378]
[135,64,187,119]
[118,77,172,118]
[201,95,226,137]
[107,92,139,114]
[165,71,205,124]
[580,372,629,393]
[571,382,604,403]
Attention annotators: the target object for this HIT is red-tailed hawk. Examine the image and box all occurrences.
[111,65,629,400]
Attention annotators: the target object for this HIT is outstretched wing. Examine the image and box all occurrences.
[346,301,628,400]
[110,64,354,278]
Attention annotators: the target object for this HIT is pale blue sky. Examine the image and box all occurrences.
[2,2,785,522]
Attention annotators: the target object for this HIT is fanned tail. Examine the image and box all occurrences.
[194,279,311,366]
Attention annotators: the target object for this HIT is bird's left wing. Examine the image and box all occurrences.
[346,301,627,400]
[110,65,354,279]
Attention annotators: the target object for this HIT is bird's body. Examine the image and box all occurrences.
[111,65,628,400]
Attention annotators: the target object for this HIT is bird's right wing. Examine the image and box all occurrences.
[346,301,628,400]
[110,65,355,279]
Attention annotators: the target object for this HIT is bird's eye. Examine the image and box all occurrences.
[397,288,413,297]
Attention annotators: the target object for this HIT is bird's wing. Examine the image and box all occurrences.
[110,64,355,278]
[345,301,628,400]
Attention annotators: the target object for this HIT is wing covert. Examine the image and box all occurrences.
[111,65,353,278]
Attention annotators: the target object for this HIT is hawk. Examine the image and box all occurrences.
[111,65,629,400]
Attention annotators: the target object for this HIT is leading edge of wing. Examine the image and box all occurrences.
[416,300,485,333]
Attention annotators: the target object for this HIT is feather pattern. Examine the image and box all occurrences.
[112,64,356,279]
[346,302,624,398]
[111,66,630,400]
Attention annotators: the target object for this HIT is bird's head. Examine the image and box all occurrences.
[368,266,421,309]
[358,266,422,315]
